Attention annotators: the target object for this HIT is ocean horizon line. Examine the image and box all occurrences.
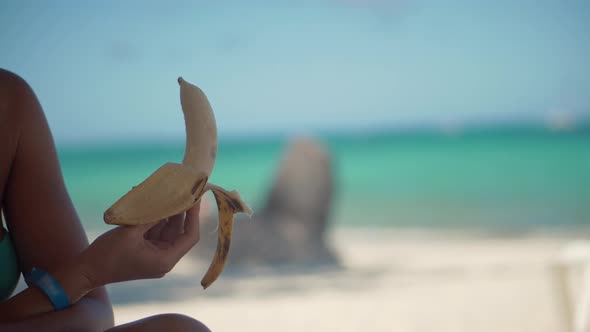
[55,120,590,152]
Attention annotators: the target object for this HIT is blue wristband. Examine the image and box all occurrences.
[25,268,71,310]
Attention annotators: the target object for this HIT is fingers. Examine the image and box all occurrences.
[169,202,201,259]
[143,206,194,244]
[170,213,186,233]
[144,219,168,240]
[184,203,201,235]
[161,212,185,243]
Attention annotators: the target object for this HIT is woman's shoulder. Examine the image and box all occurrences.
[0,69,35,95]
[0,69,39,121]
[0,68,28,87]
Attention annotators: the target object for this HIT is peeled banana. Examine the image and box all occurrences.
[104,77,253,289]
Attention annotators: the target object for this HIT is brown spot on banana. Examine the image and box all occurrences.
[201,184,253,289]
[191,177,208,196]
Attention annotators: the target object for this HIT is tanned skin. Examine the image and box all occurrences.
[0,69,209,332]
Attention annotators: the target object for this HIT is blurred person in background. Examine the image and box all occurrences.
[0,69,209,331]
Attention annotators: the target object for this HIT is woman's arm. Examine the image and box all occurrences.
[0,69,114,331]
[0,70,203,332]
[0,295,112,332]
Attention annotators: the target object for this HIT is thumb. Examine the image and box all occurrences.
[130,220,163,235]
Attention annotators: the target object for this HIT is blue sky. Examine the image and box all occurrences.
[1,0,589,144]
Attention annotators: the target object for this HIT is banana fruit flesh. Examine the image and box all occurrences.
[104,77,253,289]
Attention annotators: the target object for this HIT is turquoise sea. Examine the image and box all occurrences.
[58,127,590,233]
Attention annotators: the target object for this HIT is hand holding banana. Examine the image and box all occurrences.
[78,204,202,292]
[103,77,252,289]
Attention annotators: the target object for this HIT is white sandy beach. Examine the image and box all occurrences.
[106,228,585,332]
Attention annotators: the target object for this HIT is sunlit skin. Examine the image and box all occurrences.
[0,69,210,332]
